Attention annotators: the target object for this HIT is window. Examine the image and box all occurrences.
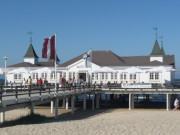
[155,73,159,80]
[32,73,38,79]
[73,72,75,78]
[59,72,63,78]
[69,72,72,79]
[95,73,98,80]
[120,74,123,79]
[92,73,94,80]
[130,74,133,80]
[14,74,22,80]
[150,73,154,80]
[111,73,113,79]
[14,74,18,80]
[63,72,66,79]
[124,74,126,79]
[102,73,104,80]
[105,73,108,79]
[115,73,117,79]
[50,73,54,79]
[41,73,47,79]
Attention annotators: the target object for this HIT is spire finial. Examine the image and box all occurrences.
[27,31,32,44]
[159,35,163,48]
[153,27,158,40]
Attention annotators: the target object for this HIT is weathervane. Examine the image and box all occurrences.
[27,31,32,44]
[153,27,158,40]
[159,36,163,48]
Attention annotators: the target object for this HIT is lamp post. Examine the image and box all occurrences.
[4,56,8,90]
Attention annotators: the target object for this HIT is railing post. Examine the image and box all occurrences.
[15,86,18,102]
[0,86,2,106]
[49,88,51,97]
[40,85,42,99]
[29,85,31,100]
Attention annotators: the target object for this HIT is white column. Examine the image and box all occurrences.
[83,93,87,110]
[62,98,65,108]
[66,98,69,110]
[166,94,171,111]
[30,102,34,115]
[71,95,75,114]
[96,93,100,108]
[55,98,59,119]
[0,112,5,123]
[92,93,95,110]
[51,100,54,114]
[129,93,132,110]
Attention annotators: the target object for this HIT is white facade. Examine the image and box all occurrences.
[6,58,175,85]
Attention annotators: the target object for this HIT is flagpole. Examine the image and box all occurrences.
[55,33,57,94]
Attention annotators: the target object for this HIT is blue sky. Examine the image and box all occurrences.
[0,0,180,78]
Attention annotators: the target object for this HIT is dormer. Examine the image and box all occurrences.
[24,44,39,65]
[150,40,164,62]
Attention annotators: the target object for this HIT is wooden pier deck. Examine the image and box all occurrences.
[1,84,180,123]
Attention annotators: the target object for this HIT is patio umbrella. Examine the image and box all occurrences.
[146,66,177,73]
[8,67,31,74]
[92,67,117,73]
[120,67,145,74]
[30,67,56,73]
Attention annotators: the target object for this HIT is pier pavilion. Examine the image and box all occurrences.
[6,39,175,85]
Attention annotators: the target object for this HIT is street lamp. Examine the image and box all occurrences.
[4,56,8,89]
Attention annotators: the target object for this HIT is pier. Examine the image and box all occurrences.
[0,84,180,123]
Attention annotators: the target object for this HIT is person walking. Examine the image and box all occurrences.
[173,98,179,111]
[27,76,32,89]
[22,78,26,90]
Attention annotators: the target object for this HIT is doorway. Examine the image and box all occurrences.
[79,73,86,82]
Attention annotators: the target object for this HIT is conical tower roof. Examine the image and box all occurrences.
[150,40,162,55]
[48,54,60,62]
[24,44,39,58]
[161,47,165,55]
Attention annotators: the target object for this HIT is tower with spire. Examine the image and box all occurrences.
[24,44,39,65]
[24,32,39,64]
[150,27,166,62]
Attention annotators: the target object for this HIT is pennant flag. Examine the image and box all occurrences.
[83,49,92,67]
[42,35,55,59]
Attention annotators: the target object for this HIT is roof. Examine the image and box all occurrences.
[161,47,165,55]
[24,44,39,58]
[48,54,60,62]
[150,40,162,55]
[8,61,57,68]
[59,50,175,67]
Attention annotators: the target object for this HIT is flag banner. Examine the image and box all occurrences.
[42,35,55,59]
[83,49,92,68]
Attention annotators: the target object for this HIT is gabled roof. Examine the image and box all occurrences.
[59,50,175,67]
[8,61,57,68]
[161,47,165,55]
[59,50,127,67]
[150,40,162,55]
[24,44,39,58]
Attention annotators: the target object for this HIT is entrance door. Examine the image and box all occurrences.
[79,73,86,82]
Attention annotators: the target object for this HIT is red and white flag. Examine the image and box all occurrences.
[42,35,55,59]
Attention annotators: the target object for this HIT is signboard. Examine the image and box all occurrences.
[121,83,152,88]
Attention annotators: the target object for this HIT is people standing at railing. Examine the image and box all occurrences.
[59,77,63,88]
[27,76,32,89]
[44,78,48,88]
[38,78,43,89]
[173,98,179,111]
[22,78,26,90]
